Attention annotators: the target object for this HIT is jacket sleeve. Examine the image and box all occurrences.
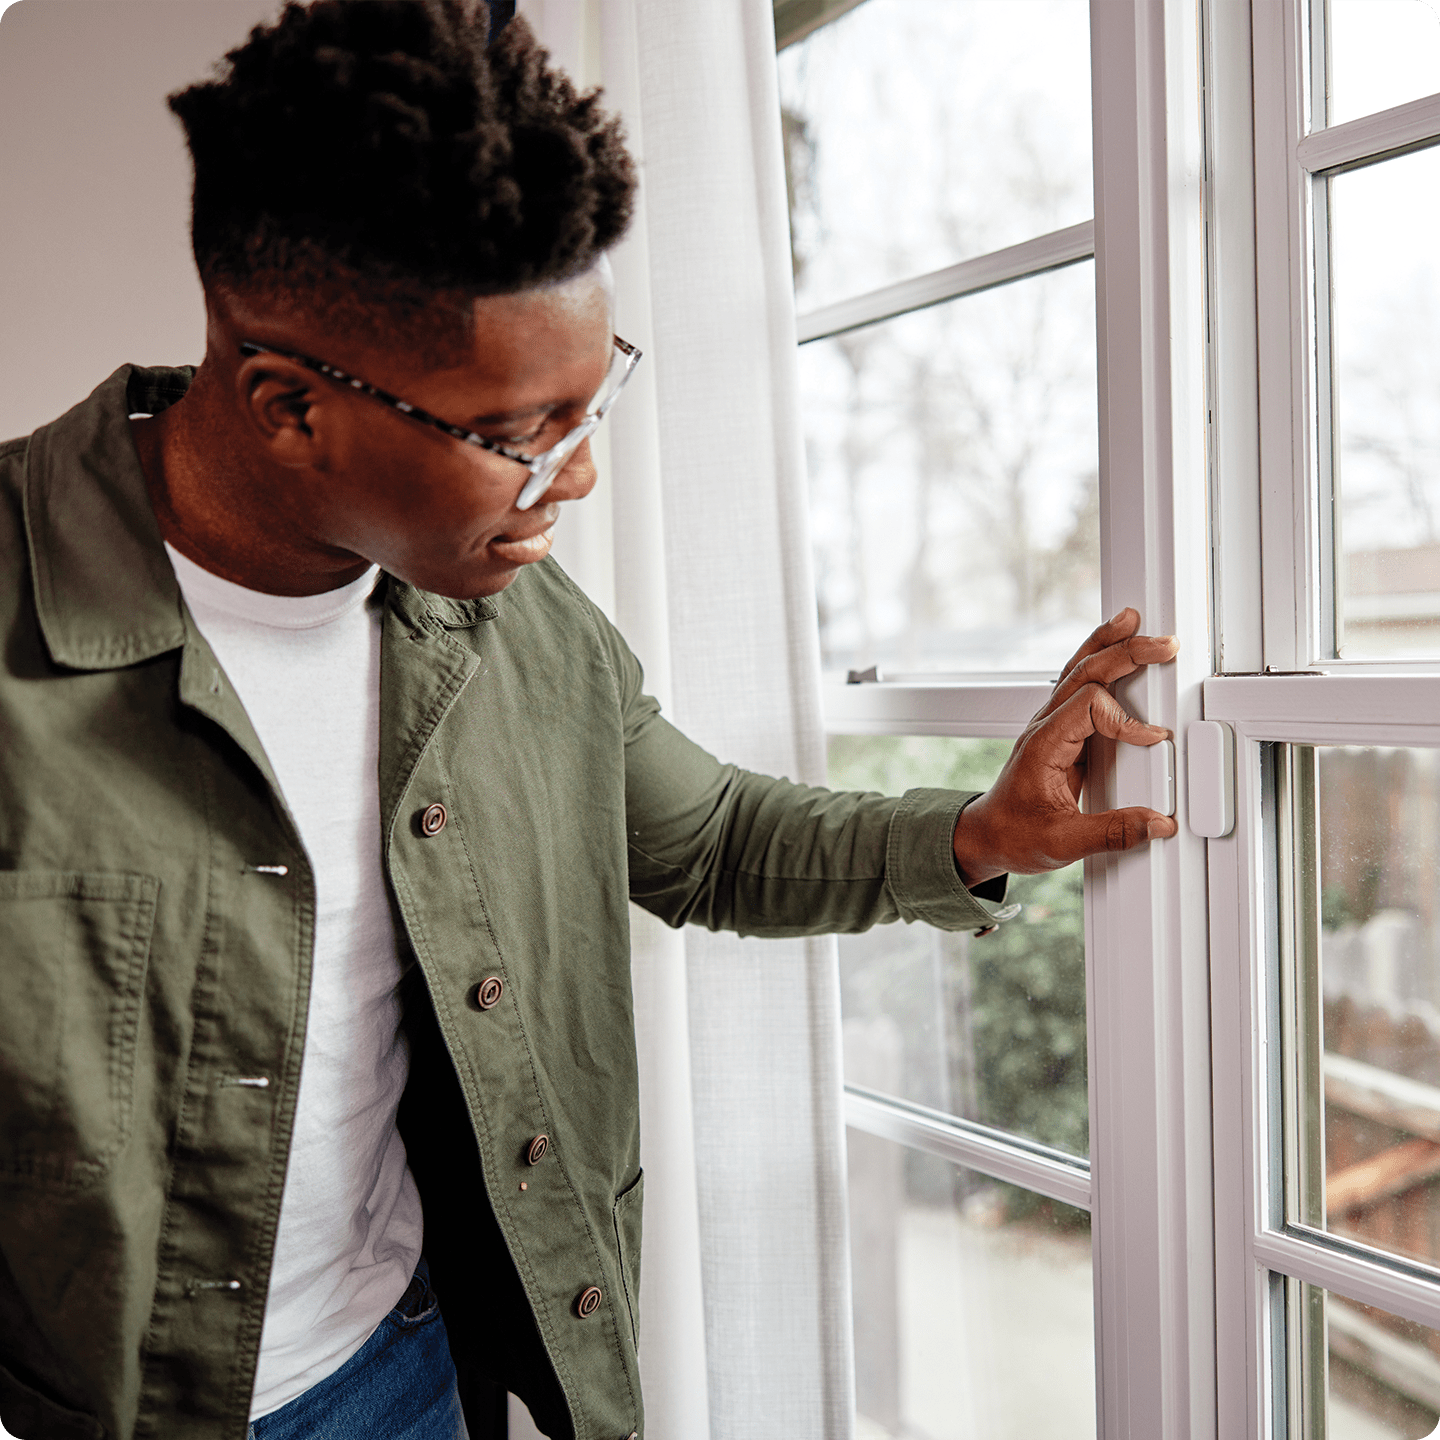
[596,609,1005,938]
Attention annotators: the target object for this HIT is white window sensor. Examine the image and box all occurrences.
[1186,720,1235,839]
[1115,737,1176,818]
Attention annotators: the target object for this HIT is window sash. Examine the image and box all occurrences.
[1206,671,1440,1435]
[799,3,1219,1434]
[803,1,1440,1433]
[1253,0,1440,674]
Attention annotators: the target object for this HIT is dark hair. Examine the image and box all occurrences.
[168,1,635,312]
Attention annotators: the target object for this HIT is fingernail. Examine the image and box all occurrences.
[1109,609,1127,624]
[1147,819,1171,840]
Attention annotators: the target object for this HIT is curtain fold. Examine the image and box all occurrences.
[519,1,853,1435]
[518,5,846,1434]
[628,3,853,1437]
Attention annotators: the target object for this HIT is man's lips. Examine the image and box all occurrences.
[488,524,555,565]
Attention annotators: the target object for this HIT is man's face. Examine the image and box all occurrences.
[265,270,614,600]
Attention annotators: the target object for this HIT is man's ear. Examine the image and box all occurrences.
[235,353,332,470]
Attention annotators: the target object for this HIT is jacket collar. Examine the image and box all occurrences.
[23,364,495,671]
[24,365,191,670]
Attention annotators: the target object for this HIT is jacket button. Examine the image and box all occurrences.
[475,976,504,1010]
[526,1134,549,1165]
[576,1285,603,1318]
[420,802,447,836]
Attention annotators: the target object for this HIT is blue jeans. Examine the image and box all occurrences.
[247,1260,470,1440]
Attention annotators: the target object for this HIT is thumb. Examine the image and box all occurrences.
[1052,807,1178,863]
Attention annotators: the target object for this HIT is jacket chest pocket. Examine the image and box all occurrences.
[0,872,158,1189]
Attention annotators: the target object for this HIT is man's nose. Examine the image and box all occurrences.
[546,438,598,503]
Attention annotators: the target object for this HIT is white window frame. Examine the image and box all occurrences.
[803,1,1440,1434]
[1207,677,1440,1436]
[1207,2,1440,1435]
[799,3,1218,1436]
[1252,0,1440,676]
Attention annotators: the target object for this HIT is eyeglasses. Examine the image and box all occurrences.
[238,334,642,510]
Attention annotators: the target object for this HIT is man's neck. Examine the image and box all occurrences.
[130,369,372,598]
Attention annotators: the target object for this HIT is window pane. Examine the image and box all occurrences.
[802,264,1100,676]
[848,1136,1094,1439]
[778,0,1092,313]
[1284,746,1440,1271]
[1329,151,1440,659]
[1327,1,1440,129]
[1285,1280,1440,1438]
[830,735,1088,1157]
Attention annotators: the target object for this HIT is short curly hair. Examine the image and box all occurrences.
[168,0,635,318]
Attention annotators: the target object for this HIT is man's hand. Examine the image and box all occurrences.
[952,609,1180,887]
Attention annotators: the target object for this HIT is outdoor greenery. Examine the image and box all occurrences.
[828,734,1090,1210]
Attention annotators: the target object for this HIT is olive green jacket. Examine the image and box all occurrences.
[0,367,1002,1440]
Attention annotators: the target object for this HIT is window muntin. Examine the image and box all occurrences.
[847,1136,1095,1440]
[777,0,1092,314]
[830,735,1088,1155]
[1326,150,1440,660]
[1324,0,1440,129]
[801,266,1100,677]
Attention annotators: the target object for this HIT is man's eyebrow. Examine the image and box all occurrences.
[465,403,551,427]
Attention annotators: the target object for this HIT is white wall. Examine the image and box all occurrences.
[0,0,278,441]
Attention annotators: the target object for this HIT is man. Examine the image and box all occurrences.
[0,3,1178,1438]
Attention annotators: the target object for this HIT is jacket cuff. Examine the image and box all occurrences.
[885,787,1012,932]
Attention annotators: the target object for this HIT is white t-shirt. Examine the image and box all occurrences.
[165,543,424,1421]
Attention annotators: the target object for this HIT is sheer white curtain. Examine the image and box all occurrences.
[518,2,854,1437]
[0,0,852,1432]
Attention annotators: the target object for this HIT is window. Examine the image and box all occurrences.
[781,0,1098,677]
[782,1,1440,1433]
[778,4,1103,1434]
[1210,2,1440,1434]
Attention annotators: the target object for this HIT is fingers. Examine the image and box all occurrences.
[1087,687,1171,746]
[1048,806,1179,865]
[1040,609,1179,722]
[1031,685,1169,775]
[1057,607,1141,681]
[1041,630,1180,720]
[1018,687,1177,866]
